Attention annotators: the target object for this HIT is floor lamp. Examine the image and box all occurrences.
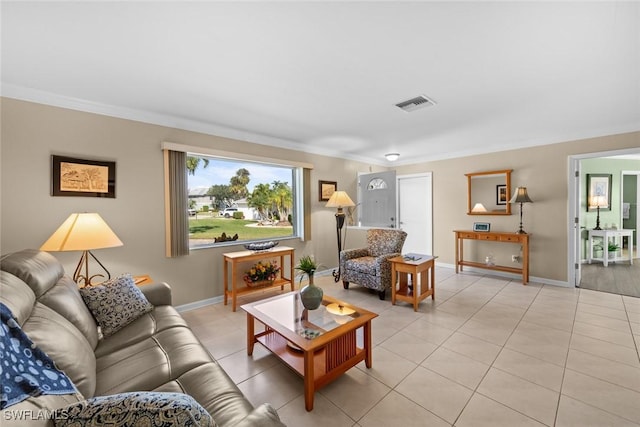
[509,187,533,234]
[40,213,123,286]
[326,191,355,282]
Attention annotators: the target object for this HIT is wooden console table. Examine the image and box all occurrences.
[454,230,530,284]
[223,246,295,311]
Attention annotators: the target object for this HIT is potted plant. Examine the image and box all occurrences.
[607,242,620,258]
[295,255,323,310]
[243,261,280,287]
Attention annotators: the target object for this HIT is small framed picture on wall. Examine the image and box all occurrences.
[319,180,337,202]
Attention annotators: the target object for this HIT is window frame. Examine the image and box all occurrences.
[162,141,313,254]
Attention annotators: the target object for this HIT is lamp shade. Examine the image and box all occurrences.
[325,191,355,208]
[591,195,607,208]
[471,203,487,212]
[509,187,533,204]
[40,213,123,252]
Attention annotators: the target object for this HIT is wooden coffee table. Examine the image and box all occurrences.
[241,292,377,411]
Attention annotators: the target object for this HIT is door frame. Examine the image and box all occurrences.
[568,147,640,287]
[621,170,640,258]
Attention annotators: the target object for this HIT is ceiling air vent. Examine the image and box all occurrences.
[395,95,436,112]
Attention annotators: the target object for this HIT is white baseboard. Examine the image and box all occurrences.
[436,262,572,288]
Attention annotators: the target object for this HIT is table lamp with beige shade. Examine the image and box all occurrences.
[40,213,123,286]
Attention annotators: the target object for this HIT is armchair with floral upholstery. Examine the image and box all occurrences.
[340,228,407,300]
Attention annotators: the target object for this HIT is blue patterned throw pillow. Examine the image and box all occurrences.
[53,392,216,427]
[79,274,153,338]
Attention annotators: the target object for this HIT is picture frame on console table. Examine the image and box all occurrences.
[51,155,116,198]
[473,222,491,232]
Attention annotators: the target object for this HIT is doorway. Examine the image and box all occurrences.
[569,149,640,291]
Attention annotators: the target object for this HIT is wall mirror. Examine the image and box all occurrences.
[466,169,512,215]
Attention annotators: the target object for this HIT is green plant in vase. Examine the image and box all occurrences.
[295,255,323,310]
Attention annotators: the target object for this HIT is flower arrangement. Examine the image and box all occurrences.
[244,261,280,285]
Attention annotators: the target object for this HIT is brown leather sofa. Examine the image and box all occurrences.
[0,249,285,426]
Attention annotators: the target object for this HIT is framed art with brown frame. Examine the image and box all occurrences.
[319,180,337,202]
[51,155,116,198]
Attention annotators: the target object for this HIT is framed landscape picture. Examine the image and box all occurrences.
[319,180,337,201]
[51,155,116,198]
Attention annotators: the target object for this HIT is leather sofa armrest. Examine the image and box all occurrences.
[231,403,286,427]
[138,282,172,306]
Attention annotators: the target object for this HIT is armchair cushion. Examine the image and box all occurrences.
[341,229,407,295]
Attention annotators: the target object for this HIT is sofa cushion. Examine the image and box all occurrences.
[53,392,215,427]
[152,363,256,427]
[94,305,188,358]
[80,274,153,338]
[22,303,96,398]
[38,275,99,349]
[0,271,36,326]
[0,249,65,299]
[95,327,213,396]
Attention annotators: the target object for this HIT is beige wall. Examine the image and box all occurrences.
[0,98,379,305]
[2,98,639,304]
[396,132,640,283]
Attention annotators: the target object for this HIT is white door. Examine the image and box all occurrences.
[359,171,397,228]
[398,173,433,255]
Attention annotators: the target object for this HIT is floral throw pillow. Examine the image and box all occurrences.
[79,274,153,338]
[53,392,216,427]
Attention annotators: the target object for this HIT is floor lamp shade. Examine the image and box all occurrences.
[325,191,356,210]
[40,213,123,285]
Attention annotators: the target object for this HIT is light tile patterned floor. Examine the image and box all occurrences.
[181,268,640,426]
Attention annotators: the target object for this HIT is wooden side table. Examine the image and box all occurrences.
[133,275,153,286]
[223,246,295,311]
[390,254,437,311]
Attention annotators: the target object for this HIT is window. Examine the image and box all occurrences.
[163,142,312,256]
[186,154,301,249]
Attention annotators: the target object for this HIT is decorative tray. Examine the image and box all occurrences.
[244,241,279,252]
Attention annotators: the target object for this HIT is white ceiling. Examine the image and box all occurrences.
[2,2,639,165]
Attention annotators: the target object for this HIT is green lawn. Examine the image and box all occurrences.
[188,216,293,241]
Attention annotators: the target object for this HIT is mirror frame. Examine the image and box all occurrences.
[466,169,512,215]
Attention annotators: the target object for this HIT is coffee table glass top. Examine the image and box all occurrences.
[250,292,360,340]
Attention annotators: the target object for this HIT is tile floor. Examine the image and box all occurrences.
[181,268,640,427]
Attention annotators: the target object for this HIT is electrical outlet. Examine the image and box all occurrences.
[511,255,521,263]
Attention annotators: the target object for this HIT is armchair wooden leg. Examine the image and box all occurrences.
[342,281,350,289]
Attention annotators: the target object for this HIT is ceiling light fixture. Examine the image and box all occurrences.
[385,153,400,162]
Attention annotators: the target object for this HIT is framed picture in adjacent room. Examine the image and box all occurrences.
[51,155,116,198]
[586,173,611,211]
[319,180,337,201]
